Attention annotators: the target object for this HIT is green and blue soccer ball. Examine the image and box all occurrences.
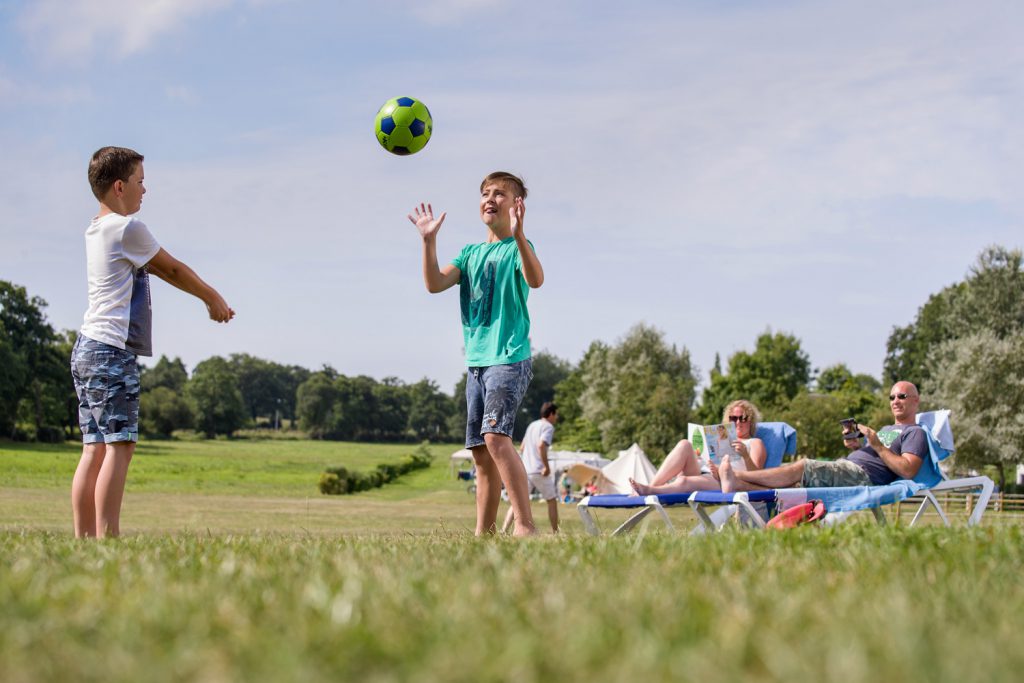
[374,96,432,155]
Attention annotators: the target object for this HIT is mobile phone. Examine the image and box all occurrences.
[839,418,862,439]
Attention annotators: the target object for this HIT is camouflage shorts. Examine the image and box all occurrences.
[70,336,140,444]
[801,458,871,488]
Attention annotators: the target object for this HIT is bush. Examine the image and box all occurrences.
[319,442,435,495]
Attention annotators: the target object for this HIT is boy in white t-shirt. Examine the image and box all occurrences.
[70,146,234,538]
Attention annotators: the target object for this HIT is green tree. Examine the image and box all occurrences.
[140,386,195,437]
[927,330,1024,490]
[372,377,410,441]
[884,245,1024,391]
[514,350,571,441]
[951,246,1024,339]
[229,354,295,426]
[0,281,70,441]
[698,331,812,423]
[446,373,468,443]
[553,341,608,452]
[577,324,697,460]
[296,372,339,439]
[141,356,189,392]
[407,378,454,441]
[186,356,247,437]
[883,284,964,392]
[816,364,881,395]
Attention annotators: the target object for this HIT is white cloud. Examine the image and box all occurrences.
[17,0,236,63]
[0,68,92,107]
[409,0,505,26]
[164,84,198,104]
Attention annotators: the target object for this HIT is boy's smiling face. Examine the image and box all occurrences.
[121,162,146,214]
[479,180,517,231]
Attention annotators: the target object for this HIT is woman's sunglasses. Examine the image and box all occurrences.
[728,415,749,423]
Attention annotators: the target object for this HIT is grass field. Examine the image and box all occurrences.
[2,439,1024,682]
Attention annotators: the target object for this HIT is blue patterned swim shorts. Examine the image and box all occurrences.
[70,336,140,444]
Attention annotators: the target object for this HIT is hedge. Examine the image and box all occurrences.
[319,444,434,495]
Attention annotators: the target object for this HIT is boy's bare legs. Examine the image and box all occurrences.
[94,441,135,537]
[72,443,106,537]
[471,445,502,535]
[483,433,537,536]
[719,457,805,493]
[650,439,702,486]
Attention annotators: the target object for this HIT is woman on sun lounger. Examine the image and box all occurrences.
[629,399,767,495]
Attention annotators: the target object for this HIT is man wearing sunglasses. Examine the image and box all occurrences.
[720,381,928,492]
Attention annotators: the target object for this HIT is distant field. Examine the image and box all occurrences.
[0,439,461,496]
[0,439,479,535]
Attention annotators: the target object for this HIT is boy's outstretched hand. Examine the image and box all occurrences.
[510,196,526,238]
[207,298,235,323]
[408,203,447,239]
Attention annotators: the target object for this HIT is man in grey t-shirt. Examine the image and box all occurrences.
[720,381,929,492]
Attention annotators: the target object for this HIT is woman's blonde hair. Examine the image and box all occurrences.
[722,399,761,435]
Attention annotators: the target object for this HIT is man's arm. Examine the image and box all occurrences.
[146,248,234,322]
[538,439,550,477]
[859,424,924,480]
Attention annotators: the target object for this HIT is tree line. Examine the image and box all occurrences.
[2,245,1022,486]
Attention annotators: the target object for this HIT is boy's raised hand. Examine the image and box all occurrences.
[408,203,446,239]
[509,196,526,238]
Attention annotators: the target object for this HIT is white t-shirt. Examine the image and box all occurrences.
[79,214,161,355]
[520,418,555,475]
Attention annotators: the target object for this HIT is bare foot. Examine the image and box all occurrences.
[629,477,652,495]
[513,522,538,537]
[719,458,737,493]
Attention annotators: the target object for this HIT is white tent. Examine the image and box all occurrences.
[449,448,474,476]
[548,450,609,475]
[597,443,657,494]
[451,448,607,478]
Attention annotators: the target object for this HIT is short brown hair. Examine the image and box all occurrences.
[480,171,528,199]
[89,146,144,200]
[540,402,558,418]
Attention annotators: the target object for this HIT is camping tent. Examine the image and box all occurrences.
[451,448,607,478]
[449,448,474,476]
[596,443,657,494]
[548,450,609,475]
[565,443,657,495]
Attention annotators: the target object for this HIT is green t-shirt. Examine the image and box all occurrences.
[451,237,533,367]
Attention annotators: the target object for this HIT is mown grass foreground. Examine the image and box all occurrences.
[2,526,1023,683]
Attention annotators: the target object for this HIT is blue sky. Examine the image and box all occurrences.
[1,0,1021,395]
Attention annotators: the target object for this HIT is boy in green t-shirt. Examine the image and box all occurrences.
[408,171,545,536]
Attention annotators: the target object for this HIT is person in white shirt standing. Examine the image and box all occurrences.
[503,402,560,533]
[70,146,234,538]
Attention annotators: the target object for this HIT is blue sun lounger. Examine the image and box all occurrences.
[579,412,993,535]
[577,422,797,535]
